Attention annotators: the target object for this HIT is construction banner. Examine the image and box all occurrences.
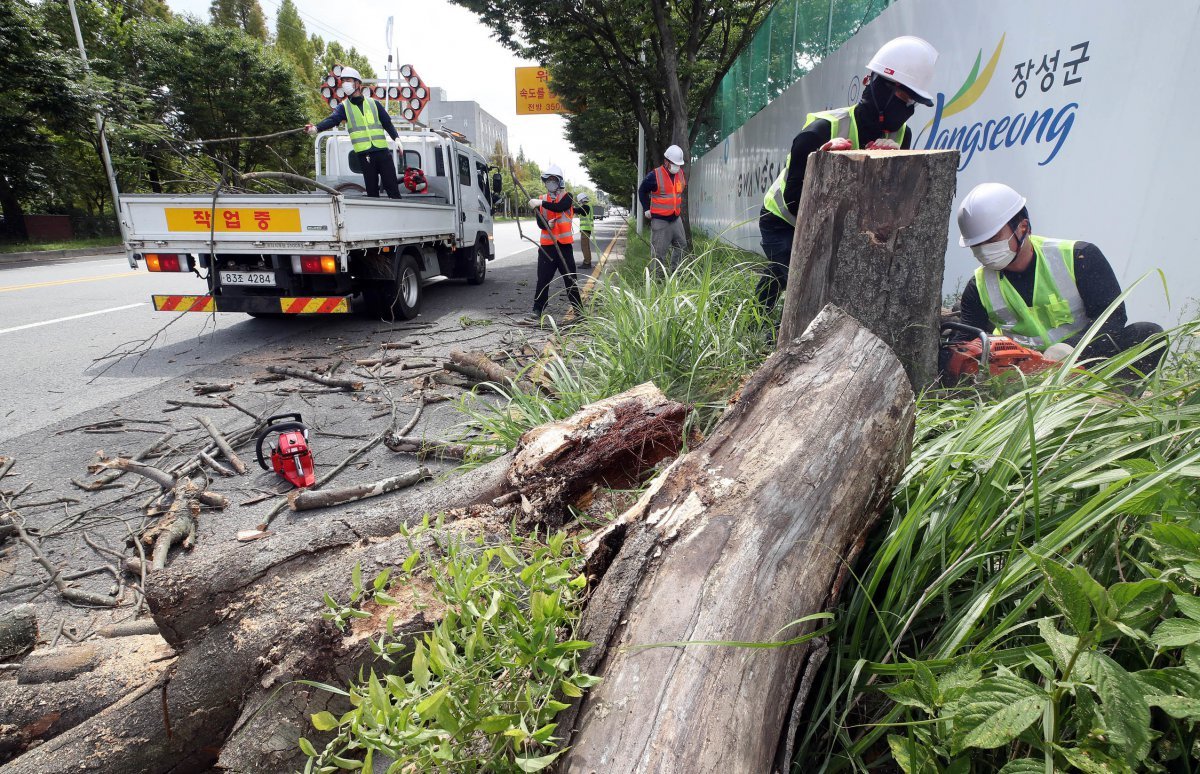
[515,67,567,115]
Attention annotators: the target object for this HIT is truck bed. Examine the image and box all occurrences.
[121,193,457,254]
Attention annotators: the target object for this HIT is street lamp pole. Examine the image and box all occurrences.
[66,0,126,243]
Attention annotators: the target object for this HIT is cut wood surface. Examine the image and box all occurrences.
[0,605,37,661]
[562,305,916,773]
[778,149,958,389]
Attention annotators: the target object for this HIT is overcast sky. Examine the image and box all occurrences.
[163,0,592,186]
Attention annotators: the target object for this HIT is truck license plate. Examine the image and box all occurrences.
[221,271,275,286]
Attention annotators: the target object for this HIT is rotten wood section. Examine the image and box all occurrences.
[561,305,916,773]
[778,148,958,389]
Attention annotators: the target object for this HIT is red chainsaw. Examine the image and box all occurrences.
[255,413,316,488]
[939,322,1057,386]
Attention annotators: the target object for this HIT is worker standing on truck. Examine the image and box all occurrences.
[305,67,402,199]
[638,145,688,276]
[527,164,582,323]
[577,193,595,269]
[757,36,938,314]
[955,182,1166,376]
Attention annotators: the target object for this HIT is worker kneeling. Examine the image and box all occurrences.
[956,182,1165,377]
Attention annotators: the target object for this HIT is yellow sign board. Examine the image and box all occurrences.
[164,207,302,233]
[515,67,567,115]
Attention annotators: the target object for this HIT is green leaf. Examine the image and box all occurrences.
[1135,666,1200,697]
[351,562,362,594]
[310,711,339,731]
[298,737,317,757]
[1147,694,1200,720]
[997,759,1046,774]
[412,641,429,689]
[1109,580,1165,621]
[1173,594,1200,622]
[1038,618,1083,675]
[573,673,602,688]
[415,685,449,719]
[514,750,563,772]
[1081,651,1152,764]
[402,551,420,573]
[882,680,933,713]
[1033,554,1093,634]
[330,756,363,770]
[945,673,1046,753]
[1152,618,1200,648]
[544,699,571,713]
[478,714,519,733]
[887,734,937,774]
[1057,744,1131,773]
[937,658,983,703]
[560,679,583,698]
[372,568,391,591]
[373,593,397,606]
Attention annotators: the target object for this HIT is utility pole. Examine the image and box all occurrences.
[66,0,126,243]
[635,49,646,237]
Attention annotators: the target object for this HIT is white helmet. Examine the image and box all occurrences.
[957,183,1027,247]
[866,36,938,107]
[664,145,686,166]
[339,66,362,83]
[578,193,590,203]
[541,163,564,181]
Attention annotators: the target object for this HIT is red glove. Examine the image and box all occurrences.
[819,137,854,152]
[865,138,901,150]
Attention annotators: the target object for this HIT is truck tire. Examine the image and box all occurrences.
[466,236,488,286]
[366,252,422,321]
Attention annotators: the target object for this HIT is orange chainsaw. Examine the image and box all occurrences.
[939,322,1057,386]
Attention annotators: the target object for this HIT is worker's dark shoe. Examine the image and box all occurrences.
[581,262,593,269]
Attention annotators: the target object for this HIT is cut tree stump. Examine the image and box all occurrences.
[778,148,959,390]
[0,384,690,774]
[561,305,916,773]
[0,605,37,662]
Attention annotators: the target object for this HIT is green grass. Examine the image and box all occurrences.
[0,236,122,254]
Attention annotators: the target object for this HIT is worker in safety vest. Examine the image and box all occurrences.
[305,67,402,199]
[637,144,687,276]
[955,182,1166,376]
[577,193,595,269]
[758,36,938,313]
[526,164,582,323]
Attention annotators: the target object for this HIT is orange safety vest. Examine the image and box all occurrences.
[539,191,574,245]
[649,165,686,217]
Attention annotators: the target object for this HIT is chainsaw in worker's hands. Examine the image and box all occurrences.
[939,322,1058,386]
[255,413,316,488]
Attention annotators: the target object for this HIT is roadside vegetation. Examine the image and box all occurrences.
[0,236,122,254]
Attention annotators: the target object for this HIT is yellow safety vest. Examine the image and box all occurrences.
[975,235,1089,350]
[344,97,390,154]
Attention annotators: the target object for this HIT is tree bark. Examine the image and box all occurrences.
[0,605,37,662]
[778,149,960,390]
[562,305,916,773]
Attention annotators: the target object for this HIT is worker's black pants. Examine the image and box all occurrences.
[533,242,582,316]
[756,214,794,312]
[359,150,401,199]
[1080,321,1167,377]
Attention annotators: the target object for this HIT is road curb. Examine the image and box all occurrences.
[0,245,124,264]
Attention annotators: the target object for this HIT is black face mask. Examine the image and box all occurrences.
[862,76,915,132]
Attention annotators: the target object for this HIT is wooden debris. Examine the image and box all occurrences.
[8,515,118,608]
[73,432,176,492]
[164,398,228,410]
[383,436,501,461]
[266,364,363,391]
[195,415,248,475]
[288,468,432,511]
[444,349,518,385]
[192,382,234,396]
[0,605,37,661]
[198,451,235,477]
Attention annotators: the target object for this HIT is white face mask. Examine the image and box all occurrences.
[545,180,560,193]
[666,162,681,174]
[971,235,1017,270]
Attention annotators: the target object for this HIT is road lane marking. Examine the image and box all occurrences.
[0,303,146,335]
[0,271,138,294]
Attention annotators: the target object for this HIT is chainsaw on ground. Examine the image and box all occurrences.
[939,321,1057,386]
[255,413,316,488]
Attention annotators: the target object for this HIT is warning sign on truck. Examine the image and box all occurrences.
[164,208,303,232]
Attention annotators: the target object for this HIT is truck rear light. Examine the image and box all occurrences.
[146,253,187,272]
[291,255,338,274]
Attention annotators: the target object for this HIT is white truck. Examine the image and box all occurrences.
[119,127,499,319]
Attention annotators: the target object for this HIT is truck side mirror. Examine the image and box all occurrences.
[491,173,502,196]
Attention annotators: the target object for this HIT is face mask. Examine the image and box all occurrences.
[972,229,1027,271]
[545,180,559,193]
[666,162,680,174]
[864,76,916,132]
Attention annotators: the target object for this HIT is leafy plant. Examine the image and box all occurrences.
[301,524,597,773]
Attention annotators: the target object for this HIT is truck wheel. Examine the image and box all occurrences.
[367,253,422,320]
[466,236,488,286]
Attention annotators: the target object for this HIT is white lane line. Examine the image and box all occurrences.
[0,303,146,336]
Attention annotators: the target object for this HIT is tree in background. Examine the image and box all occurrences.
[0,0,93,238]
[209,0,268,41]
[274,0,313,81]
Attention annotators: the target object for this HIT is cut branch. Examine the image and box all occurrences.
[195,415,248,475]
[266,365,363,391]
[287,468,432,511]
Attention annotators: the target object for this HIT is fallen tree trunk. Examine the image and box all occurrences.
[1,384,689,774]
[562,305,916,773]
[0,605,36,661]
[778,149,958,390]
[287,467,432,511]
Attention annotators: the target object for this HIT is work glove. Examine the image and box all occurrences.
[643,210,652,220]
[1042,343,1075,362]
[304,124,317,135]
[819,137,854,152]
[527,198,542,209]
[864,138,901,150]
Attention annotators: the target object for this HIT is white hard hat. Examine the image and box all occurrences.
[339,66,362,82]
[578,193,590,203]
[541,163,564,180]
[866,36,938,107]
[957,183,1028,247]
[664,145,686,165]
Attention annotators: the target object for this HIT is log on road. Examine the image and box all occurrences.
[562,305,916,773]
[778,148,958,390]
[0,384,690,774]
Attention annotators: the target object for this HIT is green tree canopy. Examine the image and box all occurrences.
[210,0,268,41]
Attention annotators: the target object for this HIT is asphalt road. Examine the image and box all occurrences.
[0,218,620,444]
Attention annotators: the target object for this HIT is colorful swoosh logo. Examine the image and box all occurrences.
[922,34,1006,131]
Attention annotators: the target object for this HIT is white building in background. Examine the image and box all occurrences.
[424,88,509,159]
